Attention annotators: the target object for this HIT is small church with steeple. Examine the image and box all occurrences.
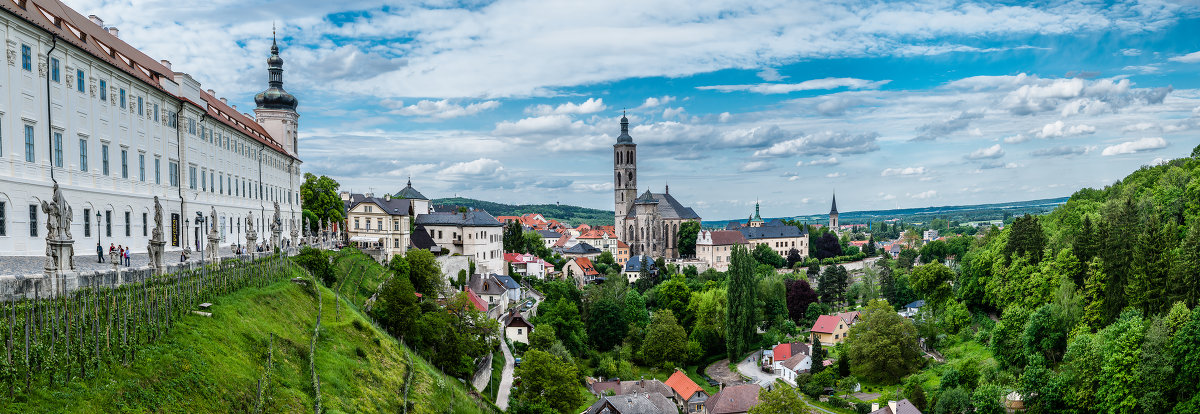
[613,114,701,259]
[829,193,839,230]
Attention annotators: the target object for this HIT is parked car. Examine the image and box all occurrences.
[514,357,522,366]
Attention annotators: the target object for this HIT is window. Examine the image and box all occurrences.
[354,218,360,230]
[24,125,34,162]
[52,132,62,167]
[377,218,382,230]
[200,168,206,191]
[167,111,176,129]
[219,173,224,194]
[76,70,85,92]
[101,144,109,175]
[29,205,37,237]
[119,88,126,108]
[394,220,400,231]
[188,165,197,189]
[153,103,159,122]
[105,210,111,237]
[142,213,147,236]
[83,208,90,238]
[124,211,131,237]
[394,238,400,248]
[138,153,145,181]
[20,44,30,71]
[365,206,372,213]
[100,80,107,101]
[188,118,196,135]
[137,97,144,115]
[155,157,161,184]
[79,138,88,171]
[50,57,60,82]
[210,171,214,193]
[169,161,179,187]
[0,201,5,236]
[120,149,128,178]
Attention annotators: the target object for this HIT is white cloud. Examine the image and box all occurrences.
[740,161,774,173]
[1122,122,1158,132]
[569,182,614,192]
[912,111,984,141]
[754,131,879,157]
[525,98,607,116]
[967,144,1005,160]
[805,157,840,166]
[640,96,676,109]
[443,158,504,177]
[663,107,687,120]
[1169,51,1200,63]
[1030,146,1092,157]
[388,99,500,119]
[493,115,580,136]
[1004,134,1030,144]
[698,78,890,94]
[881,194,897,201]
[1121,48,1142,56]
[1035,121,1096,138]
[826,172,844,178]
[718,112,733,122]
[1101,137,1167,156]
[757,68,786,82]
[1123,65,1160,74]
[909,190,937,199]
[881,167,927,177]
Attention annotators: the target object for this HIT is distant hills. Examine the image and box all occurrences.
[432,197,614,226]
[433,196,1071,229]
[704,196,1070,229]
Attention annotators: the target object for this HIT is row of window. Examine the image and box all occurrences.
[353,217,403,231]
[0,201,292,239]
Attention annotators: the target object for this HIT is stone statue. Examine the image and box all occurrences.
[41,182,76,273]
[209,206,219,236]
[151,196,164,243]
[207,207,221,262]
[245,212,258,239]
[271,202,282,233]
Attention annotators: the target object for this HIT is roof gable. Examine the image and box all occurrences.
[811,315,843,333]
[664,370,706,400]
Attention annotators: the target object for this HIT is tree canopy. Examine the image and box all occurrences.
[846,300,923,384]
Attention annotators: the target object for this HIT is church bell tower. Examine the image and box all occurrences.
[254,29,300,156]
[614,113,637,242]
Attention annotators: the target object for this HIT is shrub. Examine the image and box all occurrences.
[294,247,336,286]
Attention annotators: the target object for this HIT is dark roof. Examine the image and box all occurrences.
[415,211,502,227]
[705,384,760,414]
[635,190,659,205]
[830,194,839,215]
[905,300,926,309]
[738,225,805,240]
[781,351,811,371]
[626,192,701,220]
[616,115,634,144]
[619,380,674,398]
[564,242,602,255]
[410,226,438,250]
[468,274,508,296]
[345,193,410,216]
[394,179,428,200]
[507,314,533,329]
[725,222,744,230]
[590,392,676,414]
[870,399,923,414]
[538,230,563,238]
[495,275,521,290]
[624,255,657,273]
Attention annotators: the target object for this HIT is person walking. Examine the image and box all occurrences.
[118,245,124,267]
[97,242,104,263]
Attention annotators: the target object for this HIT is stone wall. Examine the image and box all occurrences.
[0,254,272,301]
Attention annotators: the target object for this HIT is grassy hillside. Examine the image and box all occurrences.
[5,261,491,413]
[433,197,613,226]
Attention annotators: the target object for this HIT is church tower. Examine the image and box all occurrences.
[614,113,637,242]
[254,30,300,156]
[829,193,839,230]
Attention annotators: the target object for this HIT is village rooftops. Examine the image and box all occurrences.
[664,370,706,400]
[811,314,843,334]
[415,210,503,227]
[705,384,760,414]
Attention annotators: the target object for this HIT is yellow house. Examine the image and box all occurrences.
[810,311,859,346]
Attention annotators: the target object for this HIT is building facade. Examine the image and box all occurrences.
[612,115,700,259]
[415,210,504,274]
[0,2,301,257]
[341,192,410,258]
[695,230,747,272]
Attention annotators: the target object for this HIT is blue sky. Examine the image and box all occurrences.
[76,0,1200,220]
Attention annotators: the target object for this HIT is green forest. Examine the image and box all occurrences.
[433,197,613,226]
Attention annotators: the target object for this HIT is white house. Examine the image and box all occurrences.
[416,210,505,274]
[506,314,533,344]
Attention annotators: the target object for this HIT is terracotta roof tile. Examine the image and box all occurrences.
[811,314,842,334]
[665,370,705,400]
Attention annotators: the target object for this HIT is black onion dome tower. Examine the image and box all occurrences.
[254,34,298,111]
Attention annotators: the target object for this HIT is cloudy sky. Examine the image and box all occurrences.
[73,0,1200,220]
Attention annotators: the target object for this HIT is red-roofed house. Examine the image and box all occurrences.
[578,228,619,256]
[664,370,709,413]
[504,253,555,279]
[696,230,748,272]
[463,287,488,313]
[564,257,600,286]
[811,314,852,345]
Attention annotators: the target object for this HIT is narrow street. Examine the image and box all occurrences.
[734,351,781,388]
[495,336,515,410]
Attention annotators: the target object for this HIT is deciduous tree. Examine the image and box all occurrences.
[846,300,923,384]
[786,279,819,324]
[514,350,583,413]
[677,221,701,257]
[726,244,758,361]
[749,386,810,414]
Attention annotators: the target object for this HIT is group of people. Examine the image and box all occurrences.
[96,242,132,266]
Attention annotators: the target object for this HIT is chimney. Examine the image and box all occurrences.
[207,89,215,96]
[87,15,103,27]
[231,104,237,111]
[107,27,119,37]
[160,59,171,70]
[889,401,898,413]
[871,403,880,412]
[220,97,228,105]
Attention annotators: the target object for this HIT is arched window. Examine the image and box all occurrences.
[616,172,621,186]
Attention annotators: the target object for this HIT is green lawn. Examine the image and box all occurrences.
[574,385,599,413]
[684,365,718,395]
[485,349,506,402]
[2,260,490,414]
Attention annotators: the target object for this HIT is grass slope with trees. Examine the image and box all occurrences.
[433,197,613,227]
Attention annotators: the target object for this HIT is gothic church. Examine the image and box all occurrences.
[613,115,701,259]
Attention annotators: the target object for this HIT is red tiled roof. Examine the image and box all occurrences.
[572,257,599,276]
[772,342,807,361]
[463,288,487,313]
[706,230,748,245]
[617,241,629,249]
[811,315,842,334]
[837,311,861,325]
[665,370,705,400]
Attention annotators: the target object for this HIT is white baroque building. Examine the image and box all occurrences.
[0,0,301,256]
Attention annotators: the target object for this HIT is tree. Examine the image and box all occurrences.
[595,250,617,275]
[294,247,336,286]
[503,220,524,252]
[1080,257,1108,331]
[810,339,826,375]
[817,265,849,306]
[933,388,971,414]
[514,350,583,413]
[897,249,919,270]
[749,386,811,414]
[906,383,928,412]
[677,221,701,257]
[1072,215,1099,267]
[300,173,344,233]
[405,249,443,297]
[535,298,586,355]
[410,292,497,378]
[1127,214,1170,315]
[623,289,651,329]
[1172,307,1200,413]
[805,302,832,326]
[753,243,787,268]
[585,296,626,351]
[814,232,843,260]
[1005,214,1047,265]
[1170,223,1200,308]
[919,240,951,265]
[528,324,557,350]
[689,288,728,358]
[990,306,1031,370]
[910,263,955,308]
[846,300,923,384]
[971,384,1005,414]
[657,274,693,322]
[726,244,758,361]
[864,235,877,256]
[1022,303,1069,363]
[1099,311,1146,413]
[786,248,804,269]
[639,310,688,368]
[879,266,897,306]
[758,276,788,330]
[373,272,420,340]
[785,279,819,324]
[1193,143,1200,158]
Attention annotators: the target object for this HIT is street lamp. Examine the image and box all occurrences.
[96,211,102,262]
